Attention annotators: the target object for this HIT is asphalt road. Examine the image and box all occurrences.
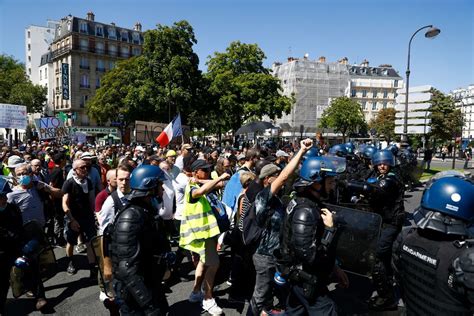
[5,188,425,316]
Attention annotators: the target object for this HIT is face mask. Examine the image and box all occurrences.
[18,175,31,186]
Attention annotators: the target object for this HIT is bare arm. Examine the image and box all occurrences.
[191,173,230,199]
[270,139,313,195]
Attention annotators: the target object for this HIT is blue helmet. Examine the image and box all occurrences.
[328,144,348,157]
[361,146,377,160]
[386,144,399,156]
[303,146,320,161]
[0,177,11,196]
[413,176,474,236]
[344,142,355,154]
[129,165,167,197]
[295,156,346,187]
[372,150,395,167]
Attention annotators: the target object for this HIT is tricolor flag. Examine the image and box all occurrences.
[156,114,183,147]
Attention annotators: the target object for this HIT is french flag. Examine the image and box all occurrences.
[156,114,183,147]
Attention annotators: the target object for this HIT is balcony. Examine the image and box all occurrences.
[80,84,90,88]
[55,68,60,74]
[52,45,72,59]
[55,87,61,94]
[79,65,90,70]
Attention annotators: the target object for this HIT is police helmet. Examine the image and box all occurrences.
[344,142,355,154]
[328,144,348,157]
[371,150,395,167]
[361,146,377,160]
[386,144,399,156]
[295,156,346,187]
[413,176,474,236]
[303,146,320,160]
[0,177,11,196]
[129,165,167,198]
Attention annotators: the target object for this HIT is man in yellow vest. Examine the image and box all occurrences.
[180,159,230,316]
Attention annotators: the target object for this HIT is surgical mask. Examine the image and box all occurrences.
[18,175,31,186]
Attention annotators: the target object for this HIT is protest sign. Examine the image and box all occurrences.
[0,104,27,129]
[34,117,69,140]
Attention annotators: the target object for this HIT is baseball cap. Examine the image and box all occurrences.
[135,145,145,152]
[7,155,26,169]
[191,159,212,172]
[276,150,289,157]
[237,153,245,161]
[166,150,177,157]
[181,143,193,150]
[259,164,281,179]
[80,152,97,160]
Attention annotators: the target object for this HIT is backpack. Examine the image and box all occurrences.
[241,200,264,248]
[207,192,231,233]
[102,191,129,257]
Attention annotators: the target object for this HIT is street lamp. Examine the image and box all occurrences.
[402,25,441,144]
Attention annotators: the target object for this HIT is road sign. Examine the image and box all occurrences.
[395,111,430,118]
[396,85,432,94]
[395,103,431,111]
[395,126,431,134]
[395,118,431,125]
[396,92,432,103]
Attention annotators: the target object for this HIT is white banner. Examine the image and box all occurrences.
[395,111,430,118]
[0,103,27,129]
[395,103,432,111]
[395,118,431,125]
[396,92,432,103]
[395,125,431,134]
[396,85,432,94]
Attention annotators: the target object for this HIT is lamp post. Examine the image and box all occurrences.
[402,25,441,144]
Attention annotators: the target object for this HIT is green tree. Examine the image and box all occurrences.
[430,88,463,142]
[0,54,46,113]
[206,41,293,132]
[320,97,366,142]
[368,108,396,142]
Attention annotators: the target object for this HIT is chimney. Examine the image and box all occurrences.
[287,57,295,62]
[134,22,142,32]
[111,22,116,26]
[360,59,369,67]
[86,11,95,21]
[318,56,326,63]
[338,57,348,65]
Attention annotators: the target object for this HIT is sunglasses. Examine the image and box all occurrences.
[76,166,87,170]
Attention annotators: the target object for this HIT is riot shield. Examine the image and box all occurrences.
[324,204,382,277]
[10,221,57,298]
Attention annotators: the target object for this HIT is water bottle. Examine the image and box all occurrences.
[274,271,287,286]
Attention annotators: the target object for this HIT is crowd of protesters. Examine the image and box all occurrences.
[0,137,473,316]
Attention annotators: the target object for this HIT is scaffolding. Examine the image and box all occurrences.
[273,58,350,134]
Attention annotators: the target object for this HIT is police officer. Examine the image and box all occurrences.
[277,155,348,315]
[345,150,404,311]
[110,165,171,315]
[393,175,474,315]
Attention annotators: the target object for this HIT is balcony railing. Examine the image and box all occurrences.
[79,65,90,70]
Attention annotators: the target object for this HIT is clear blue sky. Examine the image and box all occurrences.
[1,0,472,93]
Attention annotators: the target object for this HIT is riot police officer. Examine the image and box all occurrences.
[345,150,404,311]
[277,155,347,315]
[393,175,474,315]
[109,165,171,315]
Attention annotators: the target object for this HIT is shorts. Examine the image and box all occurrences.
[201,238,219,266]
[64,216,97,245]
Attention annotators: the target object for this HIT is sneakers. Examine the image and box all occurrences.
[67,261,76,275]
[226,278,233,286]
[202,298,223,316]
[188,291,204,303]
[35,298,47,310]
[75,243,87,253]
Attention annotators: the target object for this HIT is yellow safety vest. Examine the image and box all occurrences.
[179,183,220,259]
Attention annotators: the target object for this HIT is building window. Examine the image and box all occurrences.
[394,80,399,88]
[28,44,31,51]
[96,59,105,72]
[96,41,104,54]
[80,95,89,108]
[120,46,129,57]
[80,39,88,51]
[362,101,367,110]
[28,30,30,38]
[362,90,367,97]
[372,102,377,111]
[28,68,31,75]
[96,76,100,88]
[373,90,377,98]
[109,44,117,56]
[383,102,388,109]
[108,27,116,39]
[80,21,88,33]
[132,32,140,44]
[67,21,71,31]
[96,25,104,37]
[383,90,388,98]
[40,70,42,80]
[132,47,141,56]
[121,31,129,42]
[80,74,89,88]
[80,57,89,69]
[351,89,356,97]
[28,56,31,62]
[58,26,61,36]
[45,69,47,79]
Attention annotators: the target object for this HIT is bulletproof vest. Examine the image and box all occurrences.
[399,229,471,315]
[369,172,405,225]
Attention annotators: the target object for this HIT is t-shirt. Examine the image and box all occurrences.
[173,172,189,221]
[50,167,65,189]
[62,177,94,222]
[95,187,111,212]
[7,185,45,226]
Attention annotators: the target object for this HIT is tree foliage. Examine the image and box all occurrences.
[0,54,46,113]
[320,97,366,142]
[429,88,463,142]
[205,41,293,132]
[87,21,204,127]
[368,108,396,142]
